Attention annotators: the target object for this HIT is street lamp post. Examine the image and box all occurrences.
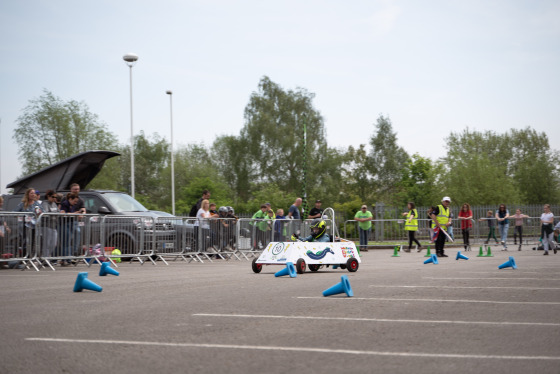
[166,90,175,215]
[123,53,139,198]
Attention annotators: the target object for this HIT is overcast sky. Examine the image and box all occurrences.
[1,0,559,194]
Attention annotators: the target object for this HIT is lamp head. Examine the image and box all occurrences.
[123,53,139,65]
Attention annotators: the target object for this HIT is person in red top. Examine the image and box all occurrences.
[458,203,473,251]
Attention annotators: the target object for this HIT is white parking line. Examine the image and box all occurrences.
[458,271,540,274]
[193,313,560,327]
[25,337,560,361]
[369,285,560,290]
[423,277,560,281]
[296,297,560,305]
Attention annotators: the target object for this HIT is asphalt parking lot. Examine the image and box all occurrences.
[1,245,559,374]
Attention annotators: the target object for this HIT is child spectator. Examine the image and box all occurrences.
[479,210,499,245]
[511,209,529,250]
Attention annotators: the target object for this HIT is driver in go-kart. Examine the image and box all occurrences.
[291,218,331,242]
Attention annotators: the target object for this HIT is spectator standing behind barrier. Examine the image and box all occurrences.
[67,184,86,256]
[541,204,556,255]
[40,190,60,259]
[458,203,473,251]
[512,209,529,250]
[430,197,452,258]
[287,198,303,236]
[225,206,238,249]
[287,198,302,220]
[402,202,421,253]
[189,190,211,217]
[308,200,323,219]
[264,203,276,219]
[479,210,499,245]
[495,204,510,250]
[195,199,212,252]
[0,196,13,253]
[355,205,373,250]
[34,190,42,205]
[15,188,43,257]
[251,204,271,249]
[274,208,286,242]
[60,192,81,265]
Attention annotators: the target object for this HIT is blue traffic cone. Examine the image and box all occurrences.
[323,275,354,297]
[274,262,297,278]
[498,256,517,270]
[73,272,102,292]
[424,254,439,265]
[456,251,469,261]
[332,264,339,269]
[99,262,120,276]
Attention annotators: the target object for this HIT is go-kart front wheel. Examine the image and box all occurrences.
[252,258,262,273]
[346,257,359,272]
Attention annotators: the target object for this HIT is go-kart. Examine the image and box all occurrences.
[251,240,361,274]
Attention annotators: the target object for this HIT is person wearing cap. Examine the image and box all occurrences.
[430,197,452,257]
[308,200,323,219]
[355,205,373,251]
[34,190,42,205]
[264,203,276,219]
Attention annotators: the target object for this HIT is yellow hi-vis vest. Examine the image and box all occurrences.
[404,209,418,231]
[436,204,450,231]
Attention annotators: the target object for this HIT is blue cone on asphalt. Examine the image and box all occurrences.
[456,251,469,261]
[424,254,439,265]
[99,262,120,276]
[323,275,354,297]
[274,262,297,278]
[498,256,517,270]
[73,272,102,292]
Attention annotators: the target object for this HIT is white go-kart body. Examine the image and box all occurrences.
[252,241,361,274]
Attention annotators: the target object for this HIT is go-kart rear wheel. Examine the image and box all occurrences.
[252,258,262,273]
[308,264,320,272]
[296,258,306,274]
[347,257,359,272]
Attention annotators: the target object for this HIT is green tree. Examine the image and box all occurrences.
[241,76,328,195]
[443,127,559,205]
[368,115,409,204]
[341,144,373,203]
[13,89,118,175]
[211,135,255,204]
[397,154,439,207]
[508,128,560,203]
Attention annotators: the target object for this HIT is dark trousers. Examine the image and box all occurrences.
[435,229,446,254]
[462,228,470,247]
[407,230,420,249]
[513,226,523,244]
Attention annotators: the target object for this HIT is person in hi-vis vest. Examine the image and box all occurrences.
[430,197,452,257]
[402,202,422,253]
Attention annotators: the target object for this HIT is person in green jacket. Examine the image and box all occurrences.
[355,204,373,251]
[252,204,273,249]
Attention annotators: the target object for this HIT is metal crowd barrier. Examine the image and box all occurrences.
[0,212,37,270]
[343,215,560,250]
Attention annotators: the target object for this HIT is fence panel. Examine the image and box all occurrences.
[0,212,36,270]
[100,215,156,264]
